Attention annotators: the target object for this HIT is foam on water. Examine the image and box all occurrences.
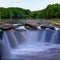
[1,29,60,59]
[12,42,60,54]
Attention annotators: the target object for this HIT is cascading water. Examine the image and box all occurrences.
[51,30,58,43]
[14,30,27,43]
[40,30,47,42]
[1,28,60,60]
[24,30,40,43]
[6,30,19,48]
[57,30,60,44]
[1,31,11,59]
[41,30,54,43]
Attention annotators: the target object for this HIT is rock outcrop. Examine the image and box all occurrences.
[24,22,38,30]
[40,25,55,30]
[0,24,12,30]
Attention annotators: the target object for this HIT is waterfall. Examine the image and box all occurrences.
[4,29,59,44]
[2,31,11,51]
[40,30,47,42]
[12,30,60,44]
[37,30,43,42]
[1,29,60,60]
[2,31,11,58]
[24,30,40,43]
[5,30,19,48]
[43,30,54,43]
[0,30,3,40]
[57,30,60,44]
[0,40,1,59]
[14,30,27,43]
[51,30,58,43]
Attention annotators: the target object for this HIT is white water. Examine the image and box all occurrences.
[1,29,60,60]
[24,30,40,43]
[5,30,19,48]
[2,31,11,58]
[14,31,26,43]
[40,30,47,42]
[51,30,58,43]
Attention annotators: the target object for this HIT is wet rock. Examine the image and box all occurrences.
[12,23,22,28]
[13,26,27,31]
[12,23,27,31]
[40,25,46,29]
[40,25,55,30]
[0,24,12,30]
[24,23,38,30]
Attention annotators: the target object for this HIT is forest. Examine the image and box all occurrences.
[0,3,60,19]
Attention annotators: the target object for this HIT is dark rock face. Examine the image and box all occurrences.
[41,25,46,29]
[0,30,3,40]
[48,26,55,30]
[41,25,55,30]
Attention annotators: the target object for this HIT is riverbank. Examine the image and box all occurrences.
[0,19,60,27]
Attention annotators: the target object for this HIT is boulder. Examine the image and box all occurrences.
[40,25,46,29]
[0,24,12,30]
[13,26,27,31]
[24,22,38,30]
[40,25,55,30]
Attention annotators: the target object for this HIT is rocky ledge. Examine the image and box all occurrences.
[0,22,60,30]
[0,24,12,30]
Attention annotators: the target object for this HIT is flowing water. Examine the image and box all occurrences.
[51,30,58,43]
[40,30,47,42]
[0,29,60,60]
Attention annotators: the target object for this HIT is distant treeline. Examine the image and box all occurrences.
[0,3,60,19]
[0,7,31,19]
[31,4,60,19]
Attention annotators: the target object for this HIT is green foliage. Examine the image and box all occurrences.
[0,7,31,19]
[0,4,60,19]
[31,3,60,19]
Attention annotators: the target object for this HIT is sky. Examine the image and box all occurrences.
[0,0,60,11]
